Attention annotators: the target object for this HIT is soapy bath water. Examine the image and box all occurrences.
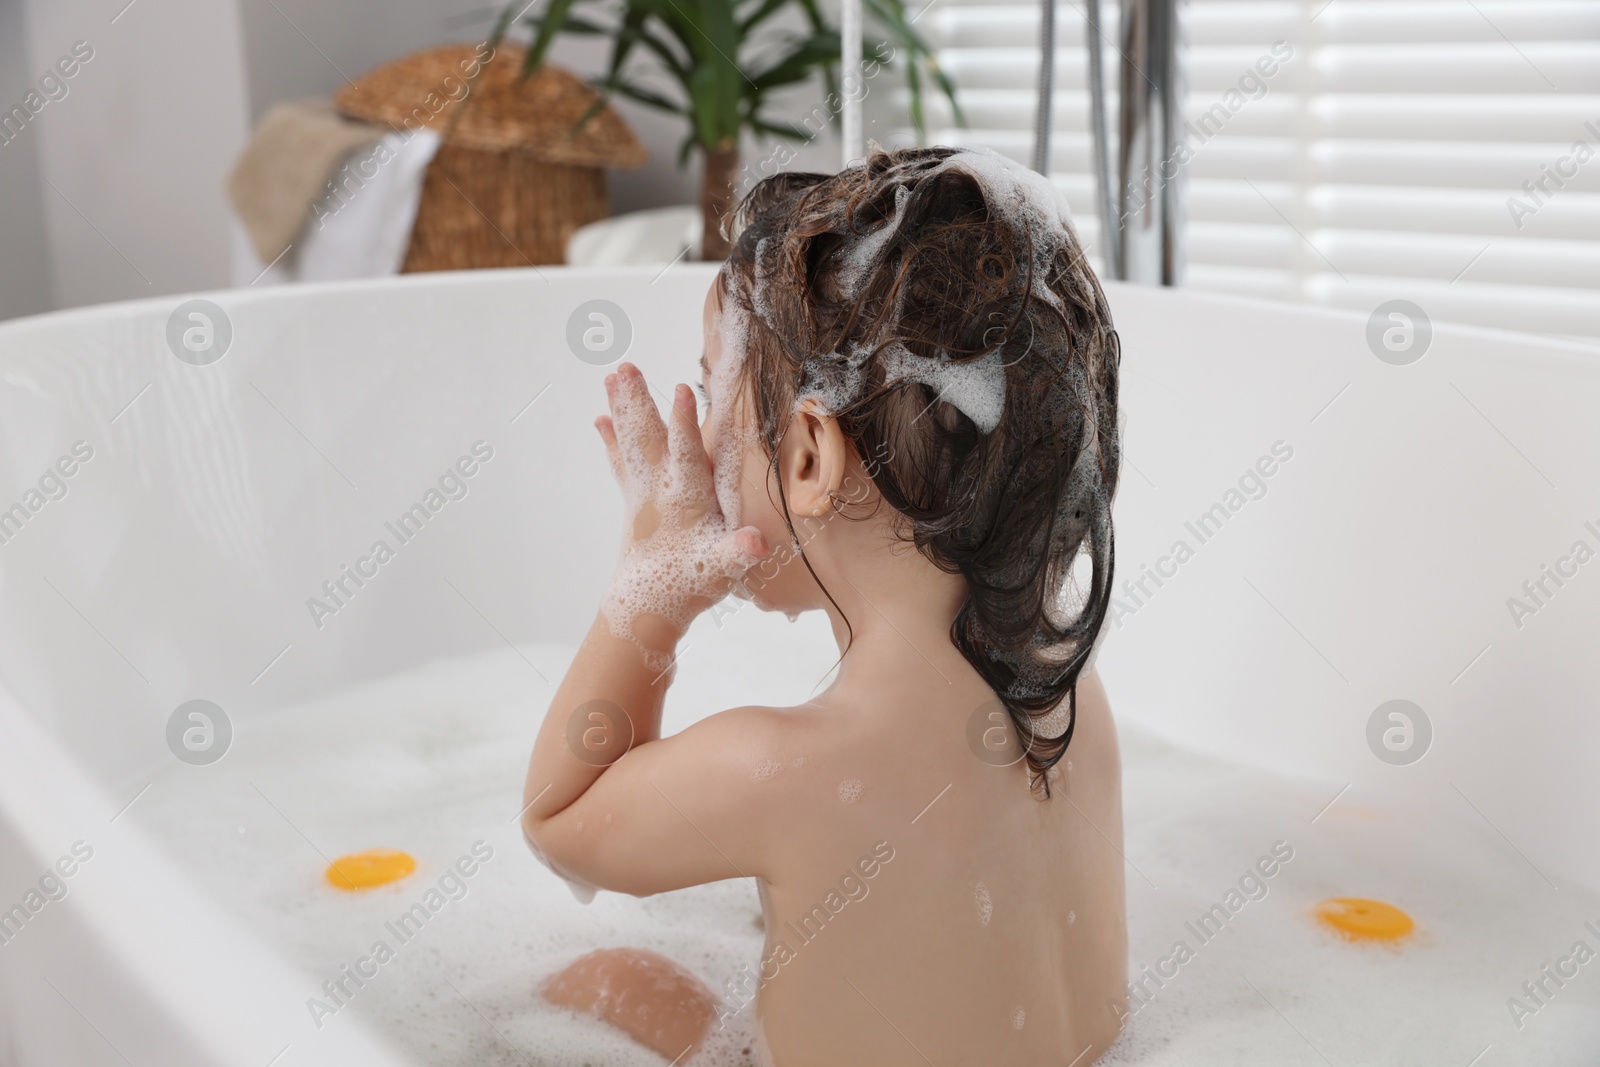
[128,609,1600,1066]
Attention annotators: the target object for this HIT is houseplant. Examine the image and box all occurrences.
[492,0,961,258]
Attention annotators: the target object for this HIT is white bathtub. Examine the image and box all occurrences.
[0,265,1596,1064]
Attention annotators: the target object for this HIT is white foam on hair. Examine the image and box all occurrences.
[880,343,1008,434]
[709,291,755,529]
[748,239,780,341]
[909,147,1082,321]
[773,146,1085,435]
[938,146,1077,243]
[836,184,911,297]
[741,147,1115,712]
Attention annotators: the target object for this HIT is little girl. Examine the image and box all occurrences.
[523,145,1126,1066]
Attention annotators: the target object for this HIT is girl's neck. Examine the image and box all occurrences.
[812,525,971,669]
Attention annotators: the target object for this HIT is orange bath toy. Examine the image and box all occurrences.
[1314,897,1414,943]
[326,848,416,890]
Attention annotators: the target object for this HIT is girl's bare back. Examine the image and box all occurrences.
[747,665,1126,1066]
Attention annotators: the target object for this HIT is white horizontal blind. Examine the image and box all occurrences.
[888,0,1600,343]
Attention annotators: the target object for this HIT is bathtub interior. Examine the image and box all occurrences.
[0,264,1597,1064]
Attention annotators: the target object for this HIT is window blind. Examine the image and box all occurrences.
[882,0,1600,343]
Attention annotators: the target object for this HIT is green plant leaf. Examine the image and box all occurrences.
[609,79,692,115]
[749,116,807,140]
[783,0,838,104]
[614,10,694,84]
[904,47,924,140]
[647,0,709,63]
[749,31,840,91]
[602,5,647,87]
[929,59,965,127]
[487,3,520,49]
[738,0,790,35]
[523,0,580,73]
[571,7,692,134]
[521,13,609,35]
[859,0,964,132]
[699,0,746,142]
[494,0,962,171]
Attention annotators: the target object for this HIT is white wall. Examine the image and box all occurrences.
[17,0,251,313]
[235,0,490,127]
[0,2,56,321]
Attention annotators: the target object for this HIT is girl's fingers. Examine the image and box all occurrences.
[609,363,667,468]
[736,525,771,560]
[595,416,623,481]
[714,525,771,576]
[665,382,712,476]
[675,383,699,430]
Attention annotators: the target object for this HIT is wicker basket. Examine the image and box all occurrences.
[335,44,648,271]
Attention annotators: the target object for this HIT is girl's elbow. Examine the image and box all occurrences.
[521,810,567,869]
[520,813,658,899]
[522,818,589,887]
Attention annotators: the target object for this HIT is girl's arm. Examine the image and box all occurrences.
[520,363,777,895]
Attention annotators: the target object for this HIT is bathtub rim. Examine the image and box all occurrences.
[1,265,1597,367]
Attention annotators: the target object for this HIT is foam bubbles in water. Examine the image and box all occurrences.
[525,827,600,905]
[1097,726,1600,1067]
[124,638,1600,1066]
[128,641,788,1067]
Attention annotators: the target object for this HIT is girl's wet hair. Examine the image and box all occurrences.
[721,145,1121,790]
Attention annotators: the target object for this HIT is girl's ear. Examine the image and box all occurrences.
[777,400,849,518]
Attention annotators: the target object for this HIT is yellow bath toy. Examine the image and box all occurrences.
[1314,897,1413,943]
[326,848,416,890]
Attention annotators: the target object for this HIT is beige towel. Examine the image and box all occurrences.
[227,99,385,264]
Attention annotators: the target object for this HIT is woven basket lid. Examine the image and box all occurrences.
[335,43,648,168]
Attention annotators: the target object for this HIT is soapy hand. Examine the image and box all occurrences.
[595,363,769,667]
